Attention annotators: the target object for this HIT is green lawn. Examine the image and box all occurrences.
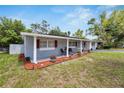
[0,52,124,88]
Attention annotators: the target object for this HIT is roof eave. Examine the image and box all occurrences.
[21,32,91,41]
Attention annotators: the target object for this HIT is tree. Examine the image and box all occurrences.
[67,31,71,37]
[0,17,27,47]
[88,11,113,47]
[108,10,124,47]
[49,26,67,36]
[87,10,124,48]
[41,20,50,34]
[31,23,40,32]
[73,29,85,39]
[31,20,50,34]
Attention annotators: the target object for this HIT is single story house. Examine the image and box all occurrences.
[21,32,98,64]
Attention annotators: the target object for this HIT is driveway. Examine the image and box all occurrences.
[95,49,124,52]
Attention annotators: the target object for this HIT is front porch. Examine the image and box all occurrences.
[24,51,89,70]
[22,32,92,64]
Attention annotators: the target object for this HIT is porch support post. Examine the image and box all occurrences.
[95,42,97,48]
[33,36,37,64]
[89,41,92,50]
[95,42,97,50]
[66,39,69,57]
[80,40,82,54]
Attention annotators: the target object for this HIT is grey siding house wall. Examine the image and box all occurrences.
[25,36,80,61]
[25,36,34,60]
[37,39,67,60]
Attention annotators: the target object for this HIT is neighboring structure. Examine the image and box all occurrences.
[9,44,24,54]
[21,32,98,64]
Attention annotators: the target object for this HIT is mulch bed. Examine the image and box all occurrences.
[19,51,89,70]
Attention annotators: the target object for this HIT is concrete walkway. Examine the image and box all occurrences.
[95,49,124,52]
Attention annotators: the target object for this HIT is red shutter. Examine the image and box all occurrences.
[76,42,77,46]
[84,42,86,47]
[37,39,40,48]
[55,40,58,48]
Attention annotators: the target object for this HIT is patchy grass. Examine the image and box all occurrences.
[98,48,124,50]
[110,48,124,50]
[0,52,124,88]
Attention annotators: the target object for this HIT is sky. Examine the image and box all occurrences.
[0,5,124,39]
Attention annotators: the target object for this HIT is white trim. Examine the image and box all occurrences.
[95,42,97,48]
[69,46,76,48]
[33,36,37,64]
[80,41,82,53]
[89,41,92,50]
[38,47,55,51]
[39,39,55,49]
[66,39,69,57]
[21,32,91,41]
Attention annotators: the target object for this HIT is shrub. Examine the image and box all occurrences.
[18,53,25,61]
[50,55,56,62]
[25,57,30,61]
[50,55,56,59]
[103,45,112,49]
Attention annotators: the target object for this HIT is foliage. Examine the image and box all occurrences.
[103,45,112,49]
[109,11,124,47]
[87,10,124,48]
[67,31,71,36]
[49,26,68,36]
[31,20,50,34]
[50,55,56,59]
[0,17,27,47]
[73,29,85,39]
[25,57,31,61]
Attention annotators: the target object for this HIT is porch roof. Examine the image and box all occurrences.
[21,32,91,41]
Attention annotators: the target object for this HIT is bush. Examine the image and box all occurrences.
[50,55,56,62]
[50,55,56,59]
[25,57,30,61]
[103,45,112,49]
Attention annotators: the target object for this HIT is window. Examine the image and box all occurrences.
[40,40,47,48]
[39,39,55,50]
[69,41,77,47]
[48,40,54,48]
